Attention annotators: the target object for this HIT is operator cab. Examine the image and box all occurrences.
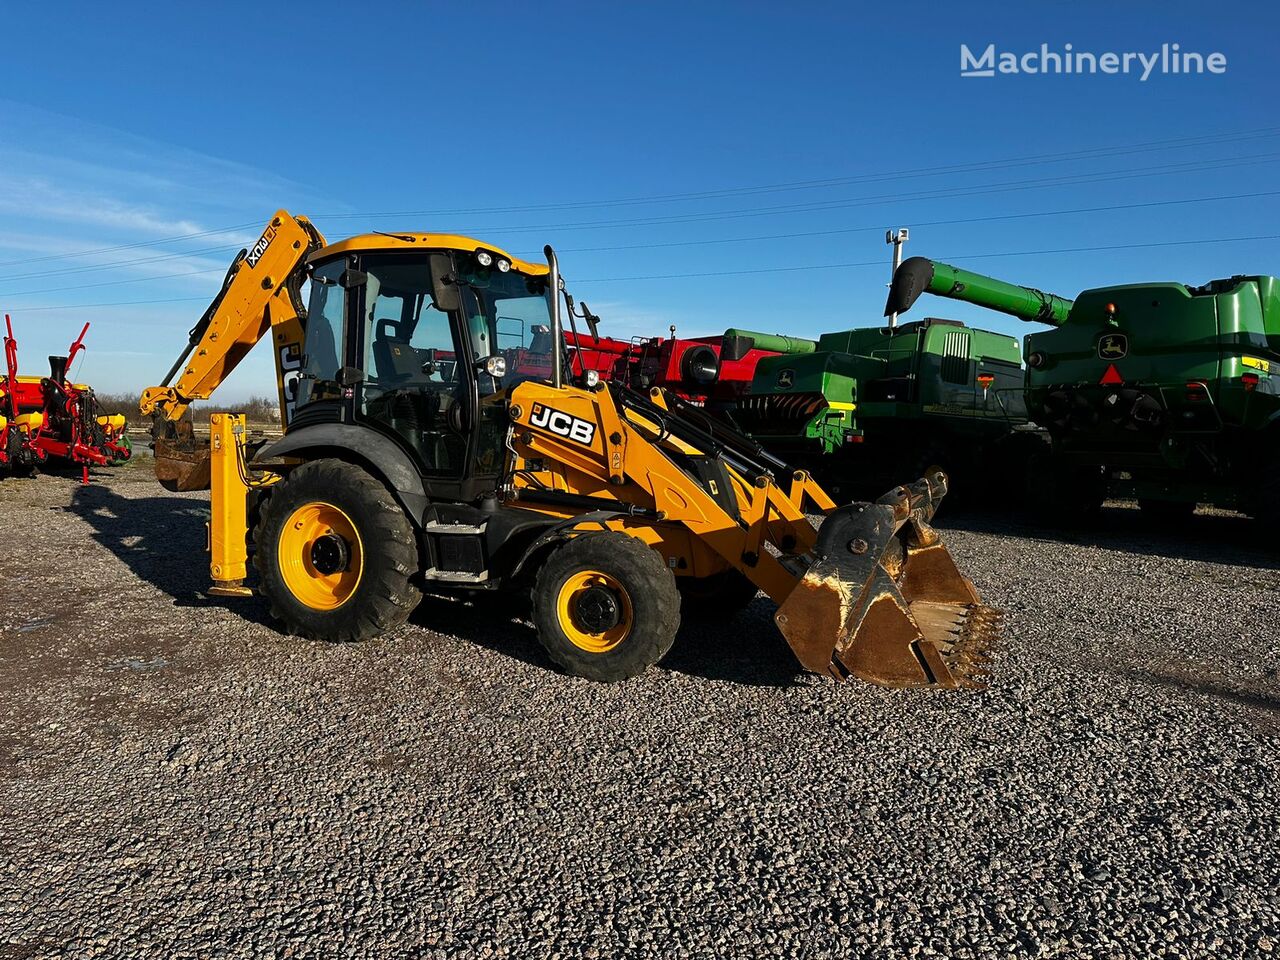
[293,234,555,500]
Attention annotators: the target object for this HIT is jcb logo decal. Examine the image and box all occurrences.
[279,341,302,423]
[246,223,278,268]
[530,403,596,445]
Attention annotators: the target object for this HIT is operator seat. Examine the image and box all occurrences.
[371,319,425,386]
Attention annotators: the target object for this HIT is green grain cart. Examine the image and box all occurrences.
[885,257,1280,521]
[723,321,1039,501]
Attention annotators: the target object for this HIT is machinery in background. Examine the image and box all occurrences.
[725,320,1037,500]
[1,314,131,481]
[718,231,1040,501]
[569,327,784,405]
[504,317,784,406]
[140,210,1001,689]
[885,257,1280,521]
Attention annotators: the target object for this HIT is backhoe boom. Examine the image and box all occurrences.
[140,210,325,490]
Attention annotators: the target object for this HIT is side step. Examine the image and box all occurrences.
[421,567,491,584]
[422,519,489,583]
[423,520,487,535]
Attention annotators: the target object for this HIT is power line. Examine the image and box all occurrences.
[8,184,1278,296]
[0,266,226,298]
[13,296,210,313]
[2,124,1278,271]
[9,233,1278,310]
[308,128,1280,218]
[419,152,1280,236]
[573,234,1280,283]
[7,155,1279,299]
[0,241,244,284]
[0,222,259,270]
[547,189,1280,255]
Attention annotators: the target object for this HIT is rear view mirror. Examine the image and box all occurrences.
[429,254,461,313]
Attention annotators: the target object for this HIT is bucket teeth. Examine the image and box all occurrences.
[936,604,1001,688]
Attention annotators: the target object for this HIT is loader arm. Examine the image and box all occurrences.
[139,210,326,489]
[505,378,998,688]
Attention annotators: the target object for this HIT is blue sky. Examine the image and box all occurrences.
[0,0,1276,400]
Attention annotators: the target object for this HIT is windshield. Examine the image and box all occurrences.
[455,257,554,389]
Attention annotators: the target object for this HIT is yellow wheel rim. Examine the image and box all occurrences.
[277,501,364,611]
[556,570,633,654]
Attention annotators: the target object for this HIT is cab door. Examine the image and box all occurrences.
[355,252,477,493]
[294,258,352,414]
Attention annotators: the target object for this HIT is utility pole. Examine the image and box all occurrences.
[886,228,909,329]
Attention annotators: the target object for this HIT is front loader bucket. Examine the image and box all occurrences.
[152,417,211,492]
[775,474,1000,689]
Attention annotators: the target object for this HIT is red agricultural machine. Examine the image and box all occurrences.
[504,296,782,406]
[2,314,131,481]
[569,327,782,405]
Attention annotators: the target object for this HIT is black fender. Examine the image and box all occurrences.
[253,424,427,524]
[507,509,634,581]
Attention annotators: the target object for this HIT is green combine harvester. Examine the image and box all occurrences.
[723,320,1038,501]
[885,257,1280,521]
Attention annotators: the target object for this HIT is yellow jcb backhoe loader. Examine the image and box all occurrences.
[140,210,999,687]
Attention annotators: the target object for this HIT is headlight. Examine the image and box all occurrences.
[484,356,507,378]
[584,369,600,387]
[496,258,511,273]
[476,250,494,267]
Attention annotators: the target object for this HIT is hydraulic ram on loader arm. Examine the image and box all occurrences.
[139,210,326,491]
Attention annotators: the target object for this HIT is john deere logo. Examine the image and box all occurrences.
[776,369,795,389]
[1098,334,1128,360]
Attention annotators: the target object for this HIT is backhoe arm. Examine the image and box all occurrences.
[140,210,325,427]
[139,211,324,491]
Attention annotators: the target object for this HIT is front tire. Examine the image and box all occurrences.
[532,532,680,681]
[254,459,421,642]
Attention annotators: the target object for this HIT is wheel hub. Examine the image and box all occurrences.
[575,585,622,633]
[310,532,350,575]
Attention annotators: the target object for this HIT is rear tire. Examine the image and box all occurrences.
[1023,447,1106,523]
[1138,498,1196,521]
[1251,440,1280,527]
[254,459,421,642]
[532,532,680,681]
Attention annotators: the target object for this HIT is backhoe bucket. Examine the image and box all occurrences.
[152,417,211,492]
[775,474,1000,689]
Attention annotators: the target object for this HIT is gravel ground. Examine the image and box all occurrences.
[2,461,1279,959]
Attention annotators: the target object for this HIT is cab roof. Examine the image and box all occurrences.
[309,232,549,276]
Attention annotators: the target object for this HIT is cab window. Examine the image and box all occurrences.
[297,259,347,407]
[359,255,467,476]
